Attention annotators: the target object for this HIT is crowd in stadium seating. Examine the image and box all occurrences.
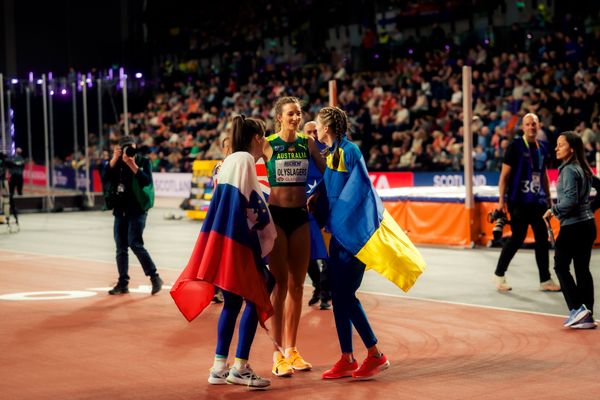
[103,15,600,173]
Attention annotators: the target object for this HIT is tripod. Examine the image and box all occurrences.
[0,178,19,233]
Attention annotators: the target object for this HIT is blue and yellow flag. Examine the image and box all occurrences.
[329,162,425,292]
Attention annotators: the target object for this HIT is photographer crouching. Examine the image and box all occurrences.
[103,135,163,295]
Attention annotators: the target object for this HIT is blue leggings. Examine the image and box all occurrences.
[329,237,377,353]
[215,290,258,360]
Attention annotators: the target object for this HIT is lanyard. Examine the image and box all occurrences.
[523,137,543,171]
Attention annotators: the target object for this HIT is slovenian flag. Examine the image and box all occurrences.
[330,159,425,292]
[171,152,276,325]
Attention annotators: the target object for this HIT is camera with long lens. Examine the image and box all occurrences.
[122,145,137,157]
[487,209,509,240]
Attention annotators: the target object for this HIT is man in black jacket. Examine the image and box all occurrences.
[9,147,25,196]
[103,135,163,295]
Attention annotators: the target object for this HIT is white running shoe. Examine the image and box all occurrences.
[494,275,512,292]
[208,366,230,385]
[227,364,271,388]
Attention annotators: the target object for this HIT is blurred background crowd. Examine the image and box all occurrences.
[3,0,600,174]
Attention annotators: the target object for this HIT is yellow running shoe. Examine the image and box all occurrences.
[272,352,294,377]
[287,349,312,371]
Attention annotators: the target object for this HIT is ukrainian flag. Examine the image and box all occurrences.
[329,162,425,292]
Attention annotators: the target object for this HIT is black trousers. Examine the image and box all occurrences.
[554,219,596,315]
[9,175,23,196]
[495,202,550,282]
[307,259,330,301]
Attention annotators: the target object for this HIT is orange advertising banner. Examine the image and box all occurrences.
[384,201,600,247]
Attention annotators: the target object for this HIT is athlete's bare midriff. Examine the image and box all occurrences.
[268,186,307,208]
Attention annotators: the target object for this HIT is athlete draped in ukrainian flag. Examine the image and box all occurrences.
[312,106,426,380]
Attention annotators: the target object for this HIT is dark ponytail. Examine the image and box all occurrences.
[231,114,266,153]
[560,131,593,176]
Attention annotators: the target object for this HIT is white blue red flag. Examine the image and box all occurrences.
[171,152,276,325]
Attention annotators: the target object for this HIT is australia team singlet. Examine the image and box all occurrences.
[266,133,310,187]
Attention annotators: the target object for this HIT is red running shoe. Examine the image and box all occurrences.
[352,354,390,379]
[321,356,358,379]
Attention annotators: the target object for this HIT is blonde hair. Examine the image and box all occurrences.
[273,96,301,132]
[317,106,349,169]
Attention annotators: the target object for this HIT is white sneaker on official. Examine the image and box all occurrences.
[539,279,561,292]
[494,275,512,292]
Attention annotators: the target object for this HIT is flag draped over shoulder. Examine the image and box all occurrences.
[171,152,276,325]
[330,161,425,292]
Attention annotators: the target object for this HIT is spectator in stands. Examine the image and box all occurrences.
[493,113,561,292]
[102,135,163,296]
[86,15,599,176]
[98,150,111,180]
[581,120,600,163]
[544,131,600,329]
[473,145,488,171]
[263,97,325,377]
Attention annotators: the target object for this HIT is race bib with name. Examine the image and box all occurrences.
[274,159,309,183]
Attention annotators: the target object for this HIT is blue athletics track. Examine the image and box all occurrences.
[1,207,599,399]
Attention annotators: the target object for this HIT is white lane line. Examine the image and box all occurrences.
[0,248,567,319]
[358,289,566,319]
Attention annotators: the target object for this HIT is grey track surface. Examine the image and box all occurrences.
[1,204,598,318]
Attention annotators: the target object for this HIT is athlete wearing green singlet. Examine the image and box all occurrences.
[262,97,325,378]
[265,133,310,188]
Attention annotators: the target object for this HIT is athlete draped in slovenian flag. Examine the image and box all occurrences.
[171,115,276,388]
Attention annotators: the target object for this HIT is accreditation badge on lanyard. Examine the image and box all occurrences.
[523,137,543,194]
[530,172,541,194]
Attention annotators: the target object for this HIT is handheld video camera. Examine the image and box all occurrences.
[122,145,137,158]
[487,209,509,241]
